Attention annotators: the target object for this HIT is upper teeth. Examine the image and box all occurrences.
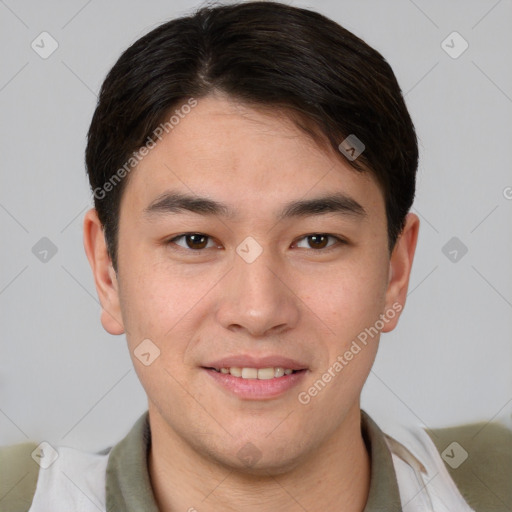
[214,367,295,379]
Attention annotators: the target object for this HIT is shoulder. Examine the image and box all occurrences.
[0,441,40,512]
[426,420,512,512]
[1,440,111,512]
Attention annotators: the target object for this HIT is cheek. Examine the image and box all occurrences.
[303,258,389,341]
[298,263,388,413]
[117,266,199,403]
[117,257,221,357]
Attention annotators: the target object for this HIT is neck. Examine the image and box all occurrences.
[148,404,371,512]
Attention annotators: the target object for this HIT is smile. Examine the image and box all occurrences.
[203,367,307,399]
[208,367,298,379]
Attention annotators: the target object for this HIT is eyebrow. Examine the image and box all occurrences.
[143,190,366,221]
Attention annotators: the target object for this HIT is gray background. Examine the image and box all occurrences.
[1,0,511,451]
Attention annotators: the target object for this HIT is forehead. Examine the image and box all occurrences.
[120,94,385,222]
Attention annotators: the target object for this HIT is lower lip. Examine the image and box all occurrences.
[203,368,307,400]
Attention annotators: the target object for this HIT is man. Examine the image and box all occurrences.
[1,2,510,511]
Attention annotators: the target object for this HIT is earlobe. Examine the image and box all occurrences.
[382,213,420,333]
[83,208,125,335]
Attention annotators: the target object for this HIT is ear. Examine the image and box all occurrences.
[83,208,125,335]
[381,213,420,333]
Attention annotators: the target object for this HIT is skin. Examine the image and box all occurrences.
[84,92,419,512]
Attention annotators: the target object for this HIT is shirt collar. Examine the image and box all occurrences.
[106,409,402,511]
[360,410,403,511]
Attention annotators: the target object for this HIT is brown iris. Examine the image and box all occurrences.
[185,234,209,249]
[307,234,329,249]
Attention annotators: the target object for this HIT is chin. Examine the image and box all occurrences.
[203,438,307,477]
[226,452,304,477]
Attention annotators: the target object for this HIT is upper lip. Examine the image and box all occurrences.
[203,355,308,370]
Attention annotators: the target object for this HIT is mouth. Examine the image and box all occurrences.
[201,366,308,400]
[203,366,305,379]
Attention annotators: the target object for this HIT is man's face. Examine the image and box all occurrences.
[89,94,412,473]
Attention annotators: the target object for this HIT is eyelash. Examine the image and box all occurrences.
[165,233,347,254]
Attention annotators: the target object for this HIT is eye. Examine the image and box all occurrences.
[168,233,218,250]
[294,233,345,251]
[165,232,346,253]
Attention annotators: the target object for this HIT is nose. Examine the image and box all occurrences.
[215,243,300,337]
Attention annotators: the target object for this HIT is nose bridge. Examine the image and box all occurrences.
[216,238,299,336]
[236,243,281,299]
